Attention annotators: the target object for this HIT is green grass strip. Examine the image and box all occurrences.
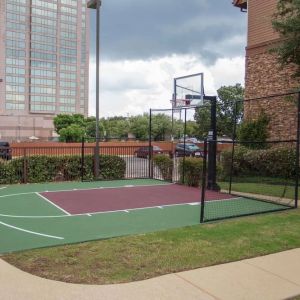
[219,181,295,199]
[3,209,300,284]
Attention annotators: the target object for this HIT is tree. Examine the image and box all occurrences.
[59,124,85,143]
[129,114,149,140]
[238,113,269,149]
[53,114,85,134]
[272,0,300,78]
[151,114,172,141]
[185,120,199,137]
[85,117,105,139]
[193,106,211,139]
[102,116,129,139]
[194,84,244,139]
[217,84,244,136]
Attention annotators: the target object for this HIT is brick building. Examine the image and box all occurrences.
[233,0,300,140]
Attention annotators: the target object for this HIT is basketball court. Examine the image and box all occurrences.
[0,178,290,254]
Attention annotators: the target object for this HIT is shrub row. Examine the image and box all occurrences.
[153,155,173,181]
[0,154,126,184]
[154,145,296,188]
[220,146,296,179]
[179,158,203,187]
[153,155,204,187]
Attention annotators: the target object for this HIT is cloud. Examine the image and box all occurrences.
[88,0,247,63]
[88,54,245,117]
[87,1,246,117]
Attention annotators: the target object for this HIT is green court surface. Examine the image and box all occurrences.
[0,179,291,254]
[0,179,201,254]
[203,198,291,222]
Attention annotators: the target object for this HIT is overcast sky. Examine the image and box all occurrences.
[88,0,247,117]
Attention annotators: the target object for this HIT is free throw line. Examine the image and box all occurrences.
[0,221,64,240]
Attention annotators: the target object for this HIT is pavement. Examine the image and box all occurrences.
[1,248,300,300]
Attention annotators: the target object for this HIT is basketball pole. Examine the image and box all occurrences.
[203,95,220,191]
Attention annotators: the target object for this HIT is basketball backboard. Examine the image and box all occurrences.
[172,73,204,108]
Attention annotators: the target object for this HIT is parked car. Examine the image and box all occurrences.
[179,137,199,144]
[0,141,12,160]
[134,146,164,158]
[175,143,204,158]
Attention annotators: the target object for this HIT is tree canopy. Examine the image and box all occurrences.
[272,0,300,78]
[194,83,244,139]
[53,84,243,142]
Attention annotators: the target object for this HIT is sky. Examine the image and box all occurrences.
[88,0,247,118]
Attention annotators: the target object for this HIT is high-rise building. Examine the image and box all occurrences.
[0,0,90,141]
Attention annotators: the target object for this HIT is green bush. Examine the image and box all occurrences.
[0,154,126,184]
[220,146,250,178]
[220,146,296,179]
[153,155,173,181]
[99,155,126,180]
[27,156,63,183]
[238,113,269,149]
[0,159,20,184]
[179,158,203,187]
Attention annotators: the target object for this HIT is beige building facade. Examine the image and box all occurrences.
[234,0,300,140]
[0,0,90,141]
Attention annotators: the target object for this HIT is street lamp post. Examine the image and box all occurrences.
[87,0,101,178]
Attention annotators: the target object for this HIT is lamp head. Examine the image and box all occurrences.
[87,0,101,9]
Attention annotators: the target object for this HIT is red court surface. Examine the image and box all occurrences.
[40,184,233,215]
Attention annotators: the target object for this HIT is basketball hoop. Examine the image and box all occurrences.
[170,99,192,107]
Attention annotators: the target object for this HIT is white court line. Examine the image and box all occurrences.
[0,201,203,219]
[205,197,245,203]
[35,192,71,216]
[0,221,64,240]
[0,197,250,219]
[0,183,174,199]
[0,192,33,198]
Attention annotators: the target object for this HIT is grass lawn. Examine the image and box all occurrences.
[2,208,300,285]
[219,177,296,200]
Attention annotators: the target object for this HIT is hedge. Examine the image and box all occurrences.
[0,154,126,184]
[220,146,296,179]
[153,155,173,181]
[179,158,204,187]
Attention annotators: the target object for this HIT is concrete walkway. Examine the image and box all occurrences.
[1,248,300,300]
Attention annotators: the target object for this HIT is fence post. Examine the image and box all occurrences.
[207,96,219,190]
[182,108,187,184]
[295,92,300,208]
[229,101,238,194]
[200,139,208,223]
[23,148,27,184]
[149,109,153,179]
[81,137,85,182]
